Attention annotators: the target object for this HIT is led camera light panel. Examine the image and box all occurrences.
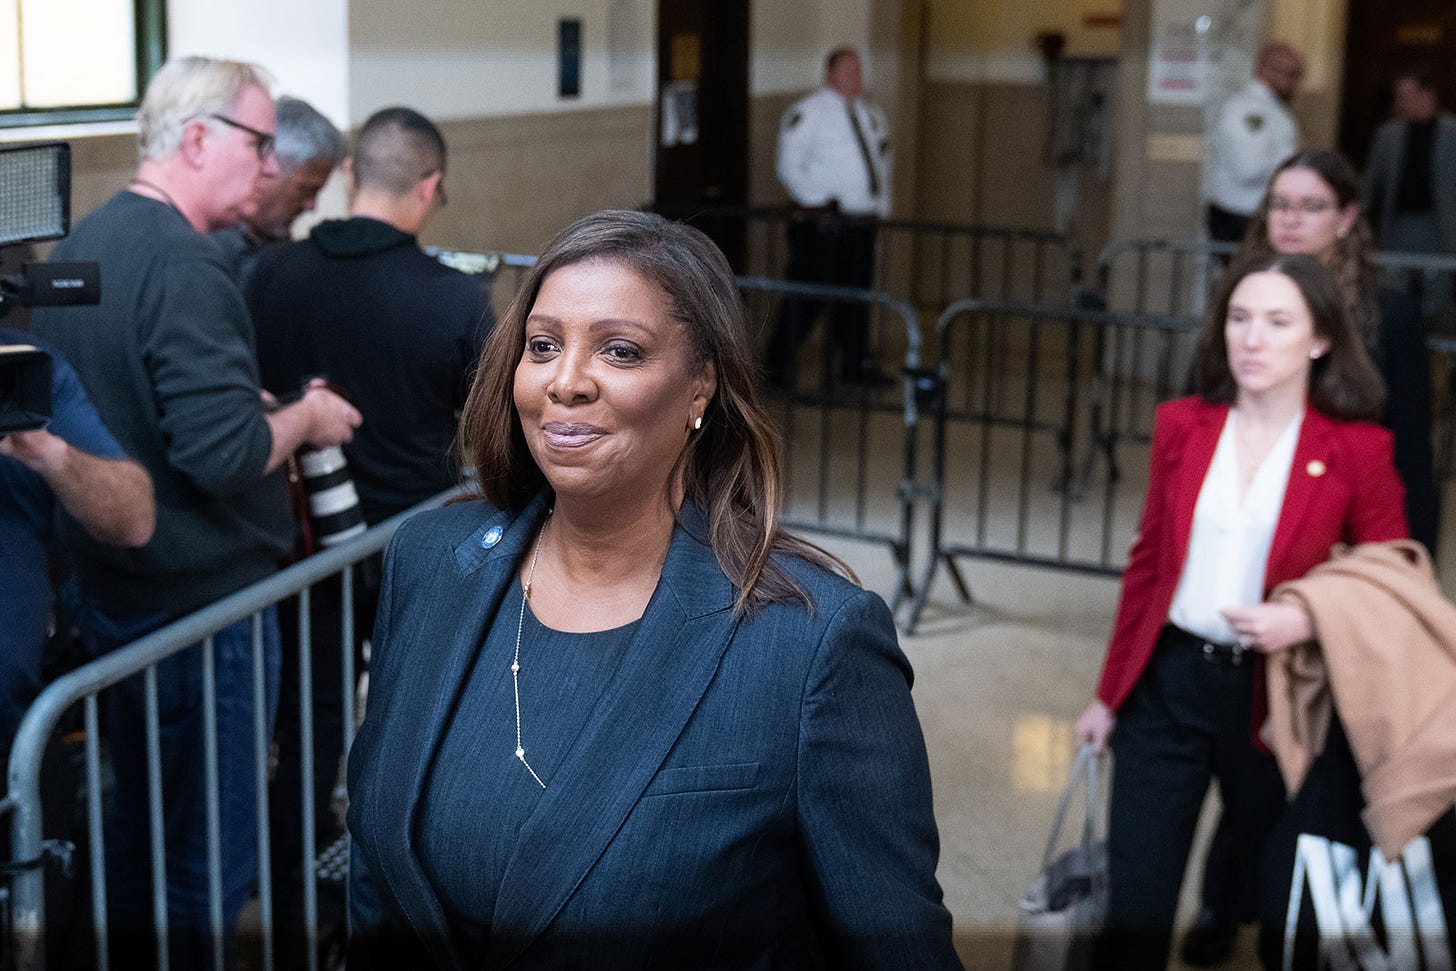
[0,142,69,247]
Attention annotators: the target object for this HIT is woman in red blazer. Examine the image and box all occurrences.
[1075,252,1407,969]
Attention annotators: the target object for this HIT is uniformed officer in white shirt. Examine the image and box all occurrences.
[766,47,894,388]
[1204,42,1304,244]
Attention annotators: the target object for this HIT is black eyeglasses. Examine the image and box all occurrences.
[208,113,276,160]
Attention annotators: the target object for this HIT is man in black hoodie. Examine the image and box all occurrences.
[245,105,491,967]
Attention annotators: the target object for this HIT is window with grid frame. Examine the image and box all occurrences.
[0,0,165,128]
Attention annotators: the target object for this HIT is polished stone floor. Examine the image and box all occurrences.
[824,535,1265,971]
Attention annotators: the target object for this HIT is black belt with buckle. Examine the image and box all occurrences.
[1165,624,1247,666]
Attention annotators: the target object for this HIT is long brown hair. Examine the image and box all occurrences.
[455,209,851,613]
[1196,252,1386,422]
[1236,149,1380,350]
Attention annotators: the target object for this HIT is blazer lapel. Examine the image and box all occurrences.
[359,494,553,970]
[1265,410,1332,586]
[1169,401,1227,574]
[486,506,739,968]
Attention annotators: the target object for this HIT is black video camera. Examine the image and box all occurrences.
[1,142,100,434]
[0,344,52,435]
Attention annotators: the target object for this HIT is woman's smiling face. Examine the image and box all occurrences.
[513,259,716,505]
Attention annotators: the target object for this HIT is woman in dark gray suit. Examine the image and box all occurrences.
[346,210,960,969]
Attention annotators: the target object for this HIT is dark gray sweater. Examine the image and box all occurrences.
[33,191,291,615]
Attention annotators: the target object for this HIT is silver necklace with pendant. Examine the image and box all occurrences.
[512,510,549,789]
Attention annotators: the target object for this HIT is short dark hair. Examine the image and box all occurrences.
[456,209,851,613]
[1196,252,1386,422]
[1394,63,1437,92]
[825,47,859,74]
[351,106,446,197]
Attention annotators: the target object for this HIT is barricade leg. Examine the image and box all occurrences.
[64,600,280,970]
[270,559,378,970]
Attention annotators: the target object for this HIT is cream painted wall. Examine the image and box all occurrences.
[348,0,655,122]
[348,0,876,120]
[926,0,1121,83]
[168,0,350,125]
[1270,0,1345,96]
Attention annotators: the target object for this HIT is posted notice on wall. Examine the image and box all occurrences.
[1146,0,1209,105]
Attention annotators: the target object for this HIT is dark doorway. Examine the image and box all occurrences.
[1340,0,1456,168]
[652,0,750,268]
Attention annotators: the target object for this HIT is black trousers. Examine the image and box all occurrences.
[765,213,878,385]
[1206,205,1252,246]
[1095,625,1287,970]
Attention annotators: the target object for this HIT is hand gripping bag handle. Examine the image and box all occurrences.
[1037,744,1105,873]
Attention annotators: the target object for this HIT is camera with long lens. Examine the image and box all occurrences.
[297,444,367,547]
[293,381,366,548]
[1,141,101,435]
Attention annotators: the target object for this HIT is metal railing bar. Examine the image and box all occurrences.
[144,665,168,971]
[252,613,274,971]
[85,694,108,971]
[298,588,319,971]
[201,635,224,971]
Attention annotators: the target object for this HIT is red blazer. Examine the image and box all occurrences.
[1096,397,1408,711]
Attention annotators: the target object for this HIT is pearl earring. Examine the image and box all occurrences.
[1310,349,1322,360]
[693,416,703,430]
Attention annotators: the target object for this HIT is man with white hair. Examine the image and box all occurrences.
[33,56,361,965]
[212,94,346,283]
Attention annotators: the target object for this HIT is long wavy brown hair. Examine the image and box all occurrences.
[455,209,851,614]
[1235,149,1380,351]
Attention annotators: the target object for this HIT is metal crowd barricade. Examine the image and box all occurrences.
[1095,237,1236,317]
[424,248,537,317]
[653,205,1083,312]
[1098,237,1456,331]
[1371,250,1456,336]
[905,300,1199,632]
[4,491,454,971]
[736,276,925,610]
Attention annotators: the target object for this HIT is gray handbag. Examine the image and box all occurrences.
[1011,745,1109,971]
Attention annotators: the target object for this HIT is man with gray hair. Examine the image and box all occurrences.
[33,56,360,966]
[212,94,346,283]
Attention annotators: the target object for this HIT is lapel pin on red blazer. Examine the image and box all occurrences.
[1306,460,1326,477]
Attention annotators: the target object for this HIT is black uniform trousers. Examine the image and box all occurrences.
[765,212,878,386]
[1095,624,1288,970]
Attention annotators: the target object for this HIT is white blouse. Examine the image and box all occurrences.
[1167,409,1303,645]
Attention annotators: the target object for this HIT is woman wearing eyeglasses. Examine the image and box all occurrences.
[1237,150,1436,553]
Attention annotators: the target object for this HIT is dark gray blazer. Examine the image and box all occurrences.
[1363,113,1456,253]
[346,494,960,969]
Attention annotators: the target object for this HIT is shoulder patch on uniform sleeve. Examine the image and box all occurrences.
[786,111,803,129]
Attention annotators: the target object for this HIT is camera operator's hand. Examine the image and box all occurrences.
[263,383,362,474]
[301,384,363,448]
[0,427,69,477]
[1,429,155,547]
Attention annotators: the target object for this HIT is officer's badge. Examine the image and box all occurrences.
[1245,114,1265,132]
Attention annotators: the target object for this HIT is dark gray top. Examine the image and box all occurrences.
[415,580,640,960]
[33,191,290,614]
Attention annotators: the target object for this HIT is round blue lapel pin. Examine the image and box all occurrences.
[481,525,504,549]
